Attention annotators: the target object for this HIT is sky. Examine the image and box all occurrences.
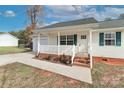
[1,5,124,32]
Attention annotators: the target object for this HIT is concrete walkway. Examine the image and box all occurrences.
[0,52,92,84]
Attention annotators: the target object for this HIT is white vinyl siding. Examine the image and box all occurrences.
[32,36,48,52]
[0,34,18,46]
[40,36,48,45]
[92,31,124,59]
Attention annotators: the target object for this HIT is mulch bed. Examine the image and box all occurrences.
[36,53,72,66]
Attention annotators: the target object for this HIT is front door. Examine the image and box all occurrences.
[80,34,88,53]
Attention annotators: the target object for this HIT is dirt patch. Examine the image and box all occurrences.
[53,78,65,87]
[33,68,53,77]
[101,70,124,86]
[105,61,124,66]
[67,79,81,86]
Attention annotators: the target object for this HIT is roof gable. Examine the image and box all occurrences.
[0,32,19,40]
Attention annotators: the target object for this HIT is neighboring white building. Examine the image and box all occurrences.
[0,33,19,46]
[32,18,124,68]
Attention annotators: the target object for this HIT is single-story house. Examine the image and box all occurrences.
[32,18,124,68]
[0,32,19,46]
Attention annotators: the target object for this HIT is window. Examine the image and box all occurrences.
[67,35,74,45]
[99,32,121,46]
[104,32,116,46]
[81,35,86,39]
[60,36,66,45]
[60,35,74,45]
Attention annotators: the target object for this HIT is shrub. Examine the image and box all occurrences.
[60,54,71,65]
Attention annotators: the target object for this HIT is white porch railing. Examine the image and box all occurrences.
[59,45,74,55]
[40,45,76,64]
[40,44,88,55]
[40,45,76,55]
[40,45,58,54]
[39,45,88,64]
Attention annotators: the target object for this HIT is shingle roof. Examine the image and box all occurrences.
[98,19,124,29]
[40,17,98,29]
[36,18,124,31]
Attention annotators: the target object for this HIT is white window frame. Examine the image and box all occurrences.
[60,35,74,45]
[67,35,74,45]
[104,32,116,46]
[60,35,66,45]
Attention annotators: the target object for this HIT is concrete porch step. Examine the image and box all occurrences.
[74,59,88,63]
[73,56,90,67]
[74,62,90,68]
[74,56,90,62]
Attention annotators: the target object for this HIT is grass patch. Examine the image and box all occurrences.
[0,62,123,88]
[0,47,31,55]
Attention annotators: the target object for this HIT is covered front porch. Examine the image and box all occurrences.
[33,25,93,68]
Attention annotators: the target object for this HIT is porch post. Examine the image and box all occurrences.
[37,34,40,55]
[58,32,60,55]
[89,30,93,69]
[71,44,75,64]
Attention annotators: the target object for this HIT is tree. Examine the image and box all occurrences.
[9,30,28,47]
[119,14,124,19]
[27,5,44,28]
[26,5,45,48]
[9,31,18,37]
[104,18,112,21]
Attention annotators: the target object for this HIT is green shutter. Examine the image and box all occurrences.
[57,36,58,45]
[74,34,77,45]
[116,32,121,46]
[99,33,104,46]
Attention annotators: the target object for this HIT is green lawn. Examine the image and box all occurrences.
[0,62,123,88]
[0,47,31,55]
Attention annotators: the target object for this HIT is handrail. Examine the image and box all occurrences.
[71,45,75,65]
